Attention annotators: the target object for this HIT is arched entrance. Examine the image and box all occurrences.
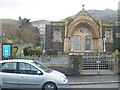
[70,26,93,52]
[66,19,100,52]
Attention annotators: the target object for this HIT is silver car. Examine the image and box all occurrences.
[0,59,68,90]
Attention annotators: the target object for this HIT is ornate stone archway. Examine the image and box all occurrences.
[64,9,102,52]
[67,19,99,38]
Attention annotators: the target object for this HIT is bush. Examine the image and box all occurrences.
[16,49,23,56]
[13,46,18,51]
[35,46,43,56]
[46,48,58,56]
[117,48,120,52]
[12,46,18,58]
[27,48,35,56]
[23,46,31,56]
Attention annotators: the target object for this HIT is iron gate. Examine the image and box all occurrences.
[83,53,115,75]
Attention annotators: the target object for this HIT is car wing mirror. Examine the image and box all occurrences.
[37,71,43,75]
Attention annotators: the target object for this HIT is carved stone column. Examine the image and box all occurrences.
[93,38,101,52]
[99,38,104,52]
[64,37,71,52]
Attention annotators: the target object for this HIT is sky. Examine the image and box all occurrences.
[0,0,120,21]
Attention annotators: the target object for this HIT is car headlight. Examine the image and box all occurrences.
[62,77,68,83]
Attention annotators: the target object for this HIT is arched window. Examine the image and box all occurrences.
[85,35,92,50]
[71,35,81,52]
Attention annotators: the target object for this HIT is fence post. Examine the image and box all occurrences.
[118,55,120,74]
[115,55,119,74]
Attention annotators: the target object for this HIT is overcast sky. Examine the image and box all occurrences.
[0,0,119,21]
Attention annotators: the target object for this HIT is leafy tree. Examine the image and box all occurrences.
[2,38,13,44]
[2,17,40,45]
[17,17,40,44]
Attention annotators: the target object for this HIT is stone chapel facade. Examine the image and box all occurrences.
[45,8,120,53]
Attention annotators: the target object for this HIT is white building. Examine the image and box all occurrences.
[32,20,50,48]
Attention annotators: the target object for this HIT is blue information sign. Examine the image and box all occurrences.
[2,44,11,58]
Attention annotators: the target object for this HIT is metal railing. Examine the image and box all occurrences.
[83,53,115,71]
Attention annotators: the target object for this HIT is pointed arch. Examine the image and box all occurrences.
[67,19,100,38]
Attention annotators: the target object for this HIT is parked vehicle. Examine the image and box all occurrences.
[0,59,68,90]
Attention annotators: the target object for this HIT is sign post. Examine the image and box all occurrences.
[2,44,12,60]
[0,19,2,60]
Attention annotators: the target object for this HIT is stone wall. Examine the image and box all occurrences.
[45,24,65,52]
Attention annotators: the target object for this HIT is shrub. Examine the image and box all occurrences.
[13,46,18,51]
[35,46,43,56]
[23,46,31,56]
[12,46,18,58]
[117,48,120,52]
[46,48,58,56]
[16,49,23,56]
[27,48,35,56]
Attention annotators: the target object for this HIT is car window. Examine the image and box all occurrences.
[33,61,52,73]
[19,62,42,75]
[1,62,17,73]
[19,62,30,71]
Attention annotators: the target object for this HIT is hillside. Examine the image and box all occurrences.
[1,9,118,35]
[87,9,118,22]
[65,9,118,22]
[2,19,19,33]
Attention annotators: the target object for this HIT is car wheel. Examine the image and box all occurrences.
[42,82,57,90]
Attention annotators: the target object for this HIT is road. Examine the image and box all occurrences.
[68,82,119,89]
[2,74,120,90]
[67,74,120,90]
[3,83,120,90]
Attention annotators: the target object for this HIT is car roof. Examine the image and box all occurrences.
[0,59,35,63]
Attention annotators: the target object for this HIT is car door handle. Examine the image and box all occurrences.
[20,77,24,78]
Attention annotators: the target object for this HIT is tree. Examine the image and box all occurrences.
[17,17,40,44]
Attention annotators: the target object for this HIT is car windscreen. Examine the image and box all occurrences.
[33,61,52,73]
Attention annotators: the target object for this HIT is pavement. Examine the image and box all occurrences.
[67,74,120,85]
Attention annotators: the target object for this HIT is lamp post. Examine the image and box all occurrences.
[2,33,5,43]
[103,37,106,52]
[41,41,45,54]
